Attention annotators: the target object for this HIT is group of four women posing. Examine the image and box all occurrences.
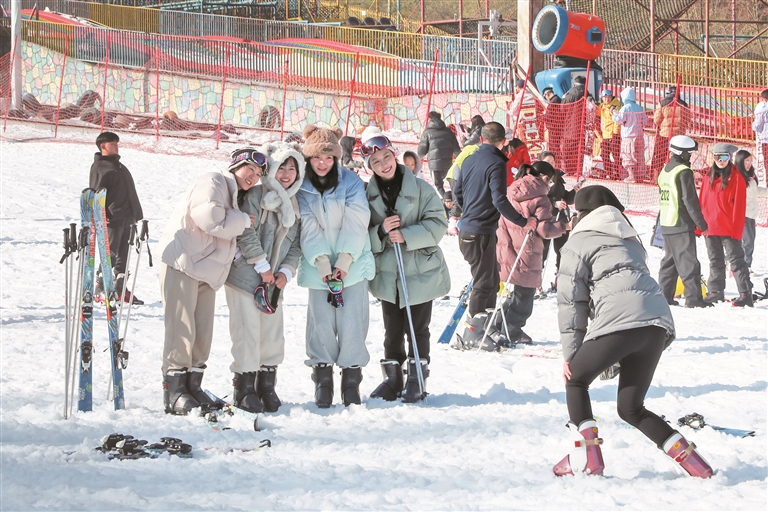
[157,124,450,417]
[156,122,714,479]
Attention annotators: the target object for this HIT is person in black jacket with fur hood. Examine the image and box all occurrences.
[89,132,144,303]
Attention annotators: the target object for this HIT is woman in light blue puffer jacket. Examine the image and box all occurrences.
[296,125,376,409]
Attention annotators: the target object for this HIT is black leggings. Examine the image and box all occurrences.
[381,300,432,365]
[566,325,675,448]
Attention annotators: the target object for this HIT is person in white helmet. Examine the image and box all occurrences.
[656,135,711,308]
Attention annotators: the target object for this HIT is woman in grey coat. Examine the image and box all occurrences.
[553,186,713,479]
[225,142,304,414]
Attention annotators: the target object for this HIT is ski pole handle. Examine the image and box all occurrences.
[78,226,89,251]
[139,220,149,241]
[69,223,78,252]
[128,223,137,246]
[60,228,70,263]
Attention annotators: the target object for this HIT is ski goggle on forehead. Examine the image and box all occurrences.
[360,135,394,157]
[231,149,268,172]
[714,153,731,164]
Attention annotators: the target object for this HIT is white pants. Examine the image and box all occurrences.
[225,285,286,373]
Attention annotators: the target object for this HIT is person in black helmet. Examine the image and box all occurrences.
[656,135,711,308]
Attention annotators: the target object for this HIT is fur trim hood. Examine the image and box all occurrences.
[259,141,305,227]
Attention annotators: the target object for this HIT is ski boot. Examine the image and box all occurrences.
[369,360,404,401]
[186,366,217,413]
[340,366,363,406]
[455,312,488,350]
[731,293,754,308]
[703,290,725,304]
[257,366,282,413]
[553,420,605,476]
[312,363,334,408]
[401,358,428,403]
[163,369,200,415]
[233,372,264,414]
[663,432,713,478]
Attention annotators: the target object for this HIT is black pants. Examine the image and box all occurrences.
[658,231,703,303]
[459,231,499,317]
[98,219,132,293]
[431,168,448,200]
[381,300,432,365]
[542,232,570,273]
[493,285,535,339]
[566,325,675,448]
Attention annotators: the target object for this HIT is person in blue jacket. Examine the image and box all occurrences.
[297,125,376,409]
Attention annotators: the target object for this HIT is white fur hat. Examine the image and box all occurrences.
[361,125,383,144]
[259,141,305,228]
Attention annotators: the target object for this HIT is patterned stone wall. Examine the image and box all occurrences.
[20,42,513,135]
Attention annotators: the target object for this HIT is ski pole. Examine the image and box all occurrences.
[67,227,85,417]
[68,225,90,418]
[477,229,533,352]
[61,227,72,418]
[393,241,426,402]
[118,220,148,364]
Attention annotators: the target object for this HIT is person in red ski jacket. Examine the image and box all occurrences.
[697,143,752,307]
[505,138,531,186]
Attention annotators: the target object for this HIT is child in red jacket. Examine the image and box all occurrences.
[505,138,531,186]
[698,143,752,307]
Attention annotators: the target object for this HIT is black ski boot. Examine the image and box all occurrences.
[163,369,199,415]
[233,372,264,413]
[340,366,363,406]
[257,366,282,413]
[312,363,334,408]
[401,358,428,403]
[369,360,404,401]
[186,366,217,413]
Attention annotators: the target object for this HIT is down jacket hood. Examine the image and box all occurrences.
[620,88,637,104]
[572,205,638,241]
[259,141,305,228]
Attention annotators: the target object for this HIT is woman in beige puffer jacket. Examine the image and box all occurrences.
[158,148,261,416]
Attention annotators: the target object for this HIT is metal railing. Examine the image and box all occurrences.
[4,0,766,90]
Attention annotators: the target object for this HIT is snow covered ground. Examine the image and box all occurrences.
[1,124,766,510]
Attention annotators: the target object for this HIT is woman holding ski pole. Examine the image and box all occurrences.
[363,128,450,402]
[475,161,569,350]
[553,185,712,478]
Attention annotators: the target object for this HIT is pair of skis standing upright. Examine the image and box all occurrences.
[61,188,150,418]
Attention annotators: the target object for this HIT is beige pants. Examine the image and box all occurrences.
[225,285,285,373]
[160,264,216,374]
